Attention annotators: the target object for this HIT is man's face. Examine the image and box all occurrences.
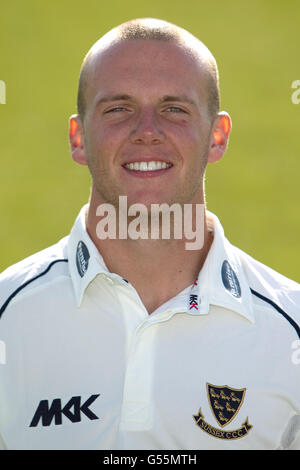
[78,40,217,208]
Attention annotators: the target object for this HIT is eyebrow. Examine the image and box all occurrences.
[95,94,132,107]
[159,95,197,106]
[95,94,196,107]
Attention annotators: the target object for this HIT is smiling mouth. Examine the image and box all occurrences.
[123,161,173,171]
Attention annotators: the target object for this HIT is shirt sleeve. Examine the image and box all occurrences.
[289,425,300,450]
[277,415,300,449]
[0,432,7,449]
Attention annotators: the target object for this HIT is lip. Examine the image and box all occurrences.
[122,164,173,178]
[122,156,173,165]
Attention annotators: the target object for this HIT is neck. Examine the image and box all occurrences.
[86,196,213,314]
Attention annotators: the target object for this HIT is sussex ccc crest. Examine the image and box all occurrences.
[193,383,252,440]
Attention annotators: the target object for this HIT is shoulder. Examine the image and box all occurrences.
[233,245,300,334]
[0,237,70,319]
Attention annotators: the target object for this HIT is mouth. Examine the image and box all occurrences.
[123,160,173,171]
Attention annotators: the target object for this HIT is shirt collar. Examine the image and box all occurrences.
[67,204,112,307]
[67,205,255,323]
[192,211,255,323]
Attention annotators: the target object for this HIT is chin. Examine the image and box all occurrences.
[124,192,174,207]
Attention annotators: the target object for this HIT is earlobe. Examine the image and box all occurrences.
[208,112,232,163]
[69,115,88,166]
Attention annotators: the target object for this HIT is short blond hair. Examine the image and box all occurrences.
[77,18,220,121]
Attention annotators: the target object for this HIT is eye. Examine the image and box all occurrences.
[165,106,187,113]
[105,106,127,113]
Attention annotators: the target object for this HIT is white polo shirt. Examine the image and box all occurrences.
[0,205,300,450]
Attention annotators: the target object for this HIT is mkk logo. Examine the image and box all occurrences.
[189,294,199,311]
[29,394,100,427]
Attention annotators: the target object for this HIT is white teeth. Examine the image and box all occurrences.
[147,161,156,170]
[124,161,172,171]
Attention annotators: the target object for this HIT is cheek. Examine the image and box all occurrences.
[171,124,204,157]
[84,123,121,165]
[179,130,210,175]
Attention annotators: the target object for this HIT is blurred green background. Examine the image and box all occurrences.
[0,0,299,281]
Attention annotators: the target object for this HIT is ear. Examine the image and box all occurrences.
[208,112,232,163]
[69,114,88,166]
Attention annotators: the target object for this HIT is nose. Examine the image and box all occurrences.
[130,107,165,145]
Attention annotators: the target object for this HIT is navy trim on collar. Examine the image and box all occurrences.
[0,259,68,319]
[251,288,300,339]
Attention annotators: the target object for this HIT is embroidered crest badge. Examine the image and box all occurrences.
[193,383,252,440]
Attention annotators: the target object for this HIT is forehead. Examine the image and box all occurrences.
[85,40,209,106]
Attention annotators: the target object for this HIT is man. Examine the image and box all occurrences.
[0,18,299,450]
